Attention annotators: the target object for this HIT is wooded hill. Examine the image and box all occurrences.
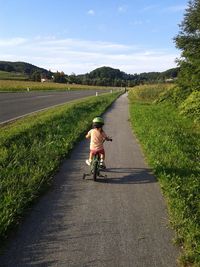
[76,66,179,87]
[0,61,179,86]
[0,61,52,81]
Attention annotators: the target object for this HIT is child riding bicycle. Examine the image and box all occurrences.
[85,116,111,169]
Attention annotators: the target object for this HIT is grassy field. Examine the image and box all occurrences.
[0,71,28,81]
[0,79,120,92]
[128,83,174,102]
[128,85,200,267]
[0,91,121,242]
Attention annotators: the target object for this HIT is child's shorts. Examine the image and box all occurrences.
[90,148,105,156]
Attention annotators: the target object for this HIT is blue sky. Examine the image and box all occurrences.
[0,0,188,74]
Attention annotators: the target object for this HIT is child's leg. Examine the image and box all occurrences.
[100,149,105,160]
[86,151,93,166]
[100,153,106,168]
[89,151,93,161]
[100,153,105,160]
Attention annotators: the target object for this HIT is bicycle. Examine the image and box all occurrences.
[83,138,112,181]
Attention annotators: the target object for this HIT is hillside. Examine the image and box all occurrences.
[0,61,52,81]
[0,61,179,86]
[76,66,179,86]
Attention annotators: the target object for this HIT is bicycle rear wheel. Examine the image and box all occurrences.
[93,161,98,181]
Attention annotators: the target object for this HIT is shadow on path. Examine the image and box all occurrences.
[91,167,157,184]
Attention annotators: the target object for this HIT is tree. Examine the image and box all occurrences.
[53,71,67,83]
[68,73,77,84]
[175,0,200,92]
[31,71,41,82]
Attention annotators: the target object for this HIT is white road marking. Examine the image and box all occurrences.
[0,102,70,125]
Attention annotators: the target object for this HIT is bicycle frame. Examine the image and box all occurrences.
[83,152,107,181]
[91,153,101,181]
[83,137,112,181]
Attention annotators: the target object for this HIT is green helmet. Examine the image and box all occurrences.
[92,117,104,127]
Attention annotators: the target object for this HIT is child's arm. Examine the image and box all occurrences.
[102,130,112,141]
[85,130,91,139]
[85,133,90,139]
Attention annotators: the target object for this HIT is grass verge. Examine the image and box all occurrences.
[129,89,200,266]
[0,91,121,241]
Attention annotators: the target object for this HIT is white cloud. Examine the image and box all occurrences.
[164,5,187,12]
[0,36,179,74]
[141,4,159,12]
[118,5,128,13]
[87,9,95,16]
[141,4,186,14]
[0,37,27,46]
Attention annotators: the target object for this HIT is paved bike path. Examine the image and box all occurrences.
[0,94,179,266]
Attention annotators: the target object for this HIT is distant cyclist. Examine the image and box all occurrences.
[85,117,111,169]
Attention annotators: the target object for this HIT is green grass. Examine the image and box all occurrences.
[129,88,200,266]
[0,79,120,92]
[156,85,200,124]
[0,91,121,241]
[0,71,28,80]
[128,83,173,103]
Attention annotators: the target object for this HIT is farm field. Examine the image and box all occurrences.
[0,79,120,92]
[0,71,28,81]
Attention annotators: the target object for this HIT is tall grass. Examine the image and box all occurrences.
[0,91,121,240]
[155,85,200,123]
[0,80,119,92]
[129,83,173,102]
[129,86,200,266]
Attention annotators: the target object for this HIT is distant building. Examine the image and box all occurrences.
[41,78,52,83]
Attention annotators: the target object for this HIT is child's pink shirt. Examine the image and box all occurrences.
[87,128,107,150]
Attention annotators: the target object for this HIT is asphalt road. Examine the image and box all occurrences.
[0,94,179,267]
[0,90,109,124]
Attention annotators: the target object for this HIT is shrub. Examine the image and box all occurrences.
[156,86,193,106]
[179,91,200,123]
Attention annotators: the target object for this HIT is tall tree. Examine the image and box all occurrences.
[53,71,67,83]
[175,0,200,92]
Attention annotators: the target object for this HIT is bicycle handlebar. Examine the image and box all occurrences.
[104,137,112,142]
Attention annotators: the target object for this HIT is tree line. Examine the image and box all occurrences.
[175,0,200,96]
[51,66,179,86]
[0,63,179,86]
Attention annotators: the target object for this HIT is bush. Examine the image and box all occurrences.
[156,86,193,106]
[179,91,200,123]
